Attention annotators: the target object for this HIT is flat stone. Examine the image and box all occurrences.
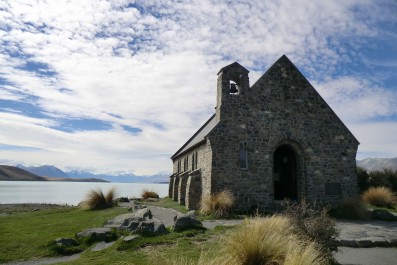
[123,235,140,242]
[355,238,372,247]
[55,238,78,247]
[134,208,152,219]
[76,227,113,241]
[91,241,115,251]
[106,213,137,227]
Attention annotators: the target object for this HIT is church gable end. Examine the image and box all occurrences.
[170,54,359,212]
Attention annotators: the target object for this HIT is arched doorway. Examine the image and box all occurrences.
[274,145,297,200]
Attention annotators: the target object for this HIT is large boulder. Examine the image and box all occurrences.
[172,213,203,232]
[372,209,397,221]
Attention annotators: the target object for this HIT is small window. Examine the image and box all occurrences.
[191,153,195,171]
[183,157,188,172]
[194,152,198,169]
[177,159,181,173]
[240,148,248,169]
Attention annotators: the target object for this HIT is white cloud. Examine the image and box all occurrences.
[0,0,396,174]
[351,121,397,159]
[314,77,397,122]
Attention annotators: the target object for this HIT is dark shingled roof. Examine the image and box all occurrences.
[171,114,217,159]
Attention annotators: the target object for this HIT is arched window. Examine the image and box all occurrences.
[240,148,248,169]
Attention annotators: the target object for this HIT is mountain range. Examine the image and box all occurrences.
[15,164,169,183]
[357,158,397,172]
[0,165,47,181]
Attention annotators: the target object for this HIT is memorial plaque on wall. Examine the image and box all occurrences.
[325,183,342,195]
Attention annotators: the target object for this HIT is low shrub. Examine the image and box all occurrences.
[114,197,130,202]
[141,189,160,200]
[332,197,371,220]
[358,167,397,193]
[362,186,396,209]
[81,187,117,210]
[281,200,338,263]
[214,216,326,265]
[357,167,370,193]
[199,190,235,218]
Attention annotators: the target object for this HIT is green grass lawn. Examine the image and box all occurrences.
[0,205,227,264]
[0,206,127,263]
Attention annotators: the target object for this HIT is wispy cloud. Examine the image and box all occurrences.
[0,0,396,174]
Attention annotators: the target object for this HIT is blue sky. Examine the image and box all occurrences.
[0,0,396,175]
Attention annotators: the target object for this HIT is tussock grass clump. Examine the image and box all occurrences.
[214,216,326,265]
[333,197,371,220]
[281,200,338,263]
[141,189,160,200]
[199,190,235,218]
[81,187,117,210]
[362,186,396,209]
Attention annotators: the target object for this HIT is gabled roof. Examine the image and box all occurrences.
[217,62,249,75]
[171,114,217,159]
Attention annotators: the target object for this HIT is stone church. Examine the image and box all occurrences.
[169,55,359,211]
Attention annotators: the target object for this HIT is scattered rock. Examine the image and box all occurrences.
[106,213,137,227]
[76,227,113,241]
[91,241,115,251]
[372,209,397,221]
[134,208,152,219]
[146,198,159,202]
[173,213,203,232]
[123,235,140,242]
[119,217,146,231]
[55,238,78,247]
[136,218,169,235]
[186,210,196,218]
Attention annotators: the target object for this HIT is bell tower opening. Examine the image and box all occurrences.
[229,81,239,94]
[274,145,297,200]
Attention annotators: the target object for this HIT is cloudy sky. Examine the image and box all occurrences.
[0,0,396,175]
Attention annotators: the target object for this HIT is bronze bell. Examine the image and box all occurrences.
[230,83,238,94]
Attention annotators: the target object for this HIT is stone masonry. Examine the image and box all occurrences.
[169,55,359,211]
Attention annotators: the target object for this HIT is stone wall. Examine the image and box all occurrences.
[170,143,210,208]
[207,55,359,211]
[170,55,359,212]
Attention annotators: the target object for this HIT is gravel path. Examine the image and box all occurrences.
[1,254,81,265]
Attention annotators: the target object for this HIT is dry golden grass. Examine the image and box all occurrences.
[199,190,235,218]
[141,189,160,200]
[160,216,327,265]
[362,186,396,209]
[215,216,327,265]
[81,187,117,210]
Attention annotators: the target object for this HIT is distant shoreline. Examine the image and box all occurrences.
[44,177,109,182]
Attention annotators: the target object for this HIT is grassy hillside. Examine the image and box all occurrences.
[0,165,47,181]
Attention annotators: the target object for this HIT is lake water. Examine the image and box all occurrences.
[0,181,169,205]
